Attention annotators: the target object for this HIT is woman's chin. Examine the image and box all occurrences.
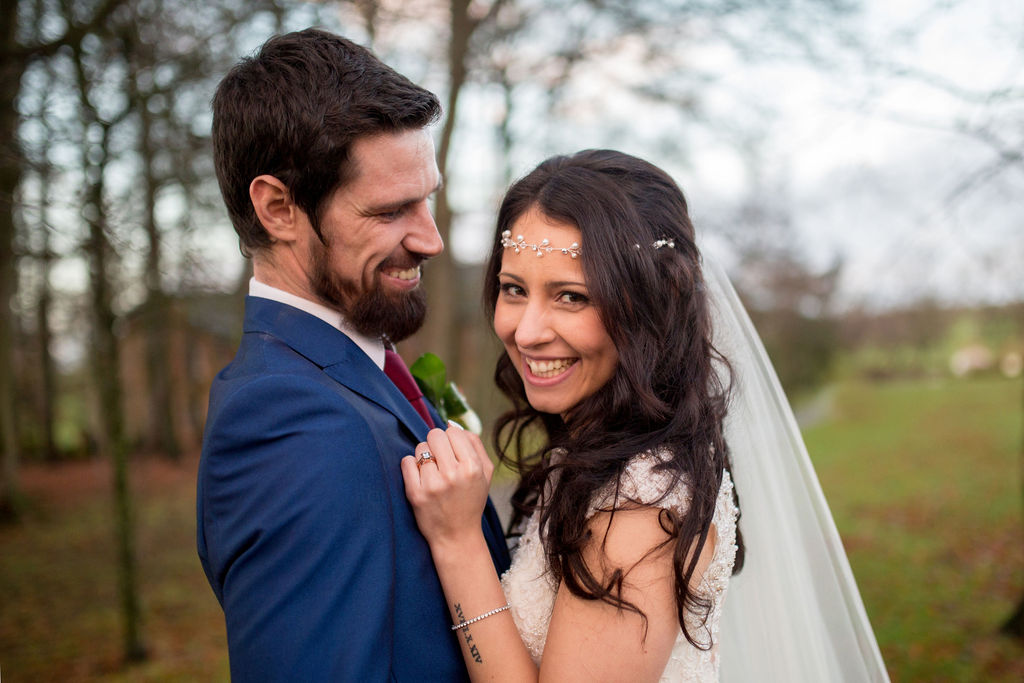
[523,390,574,416]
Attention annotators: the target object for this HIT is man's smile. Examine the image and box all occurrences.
[384,265,421,281]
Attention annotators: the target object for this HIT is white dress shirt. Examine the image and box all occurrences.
[248,278,385,370]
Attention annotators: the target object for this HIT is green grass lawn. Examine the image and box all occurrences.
[0,375,1021,681]
[803,374,1024,681]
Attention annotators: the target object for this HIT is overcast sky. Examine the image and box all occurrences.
[440,0,1024,310]
[172,0,1024,311]
[668,0,1022,309]
[748,0,1023,309]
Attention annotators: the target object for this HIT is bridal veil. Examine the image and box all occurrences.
[704,259,890,682]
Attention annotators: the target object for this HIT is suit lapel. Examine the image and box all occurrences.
[244,297,431,441]
[321,361,431,441]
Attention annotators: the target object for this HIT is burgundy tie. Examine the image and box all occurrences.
[383,349,436,429]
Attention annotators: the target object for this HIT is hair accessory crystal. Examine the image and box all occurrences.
[501,230,581,259]
[634,238,677,250]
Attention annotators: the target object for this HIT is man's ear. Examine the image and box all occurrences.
[250,175,302,242]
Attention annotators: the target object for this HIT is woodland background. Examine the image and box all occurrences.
[0,0,1021,680]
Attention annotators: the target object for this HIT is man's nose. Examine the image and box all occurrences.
[404,202,444,258]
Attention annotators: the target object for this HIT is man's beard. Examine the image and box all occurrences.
[311,240,428,343]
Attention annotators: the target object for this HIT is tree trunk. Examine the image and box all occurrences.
[1000,337,1024,640]
[36,172,58,461]
[1002,597,1024,639]
[73,41,146,662]
[418,0,473,368]
[0,0,25,520]
[497,73,516,187]
[85,132,147,663]
[355,0,379,45]
[0,0,127,523]
[134,67,179,459]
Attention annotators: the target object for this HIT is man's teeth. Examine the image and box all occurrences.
[387,266,420,280]
[526,358,577,377]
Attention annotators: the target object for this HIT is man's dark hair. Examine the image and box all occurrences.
[212,28,441,255]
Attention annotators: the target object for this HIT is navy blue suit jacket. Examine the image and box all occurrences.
[197,297,511,681]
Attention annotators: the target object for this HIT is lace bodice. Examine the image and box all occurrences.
[500,451,738,682]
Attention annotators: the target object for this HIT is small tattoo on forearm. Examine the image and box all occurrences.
[453,602,484,664]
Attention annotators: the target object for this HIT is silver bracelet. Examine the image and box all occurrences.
[451,604,511,631]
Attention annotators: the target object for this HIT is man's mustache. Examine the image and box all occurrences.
[379,252,428,272]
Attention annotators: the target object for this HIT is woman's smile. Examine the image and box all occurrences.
[522,356,579,382]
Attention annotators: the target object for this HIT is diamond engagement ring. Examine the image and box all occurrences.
[415,451,435,468]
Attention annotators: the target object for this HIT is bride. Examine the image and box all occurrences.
[401,149,889,681]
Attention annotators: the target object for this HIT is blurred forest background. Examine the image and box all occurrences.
[0,0,1021,680]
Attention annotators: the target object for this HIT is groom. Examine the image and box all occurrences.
[197,29,510,681]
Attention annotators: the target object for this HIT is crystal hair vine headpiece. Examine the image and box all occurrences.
[501,230,581,259]
[636,238,676,250]
[500,230,677,259]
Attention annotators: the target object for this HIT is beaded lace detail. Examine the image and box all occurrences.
[500,450,738,681]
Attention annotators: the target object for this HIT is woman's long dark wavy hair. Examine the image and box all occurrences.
[484,149,745,648]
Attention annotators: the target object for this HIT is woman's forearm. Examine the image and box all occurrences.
[430,532,538,683]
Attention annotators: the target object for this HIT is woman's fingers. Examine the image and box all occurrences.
[400,453,428,500]
[445,421,491,474]
[427,428,457,468]
[401,428,493,546]
[466,431,495,481]
[446,423,494,482]
[410,425,491,496]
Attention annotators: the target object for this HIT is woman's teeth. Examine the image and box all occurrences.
[526,358,577,377]
[387,266,420,280]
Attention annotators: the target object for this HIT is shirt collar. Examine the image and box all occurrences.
[248,277,385,370]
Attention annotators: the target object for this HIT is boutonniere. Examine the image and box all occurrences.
[410,352,482,434]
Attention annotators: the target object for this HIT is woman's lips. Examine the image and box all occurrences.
[522,356,578,385]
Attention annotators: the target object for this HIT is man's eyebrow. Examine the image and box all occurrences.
[364,178,444,215]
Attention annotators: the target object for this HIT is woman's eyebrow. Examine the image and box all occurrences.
[498,273,587,289]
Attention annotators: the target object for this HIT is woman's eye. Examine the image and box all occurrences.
[500,282,525,297]
[557,291,589,305]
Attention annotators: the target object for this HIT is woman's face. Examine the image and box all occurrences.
[493,208,619,416]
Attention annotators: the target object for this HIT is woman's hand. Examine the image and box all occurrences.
[401,421,495,550]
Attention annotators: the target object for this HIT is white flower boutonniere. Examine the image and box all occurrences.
[410,353,482,434]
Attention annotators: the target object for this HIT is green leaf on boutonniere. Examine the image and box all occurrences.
[441,381,469,417]
[442,382,482,434]
[410,352,482,433]
[410,352,448,419]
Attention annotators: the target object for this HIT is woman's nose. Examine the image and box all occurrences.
[514,302,556,348]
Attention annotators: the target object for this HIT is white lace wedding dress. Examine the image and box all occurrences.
[500,450,739,682]
[494,260,890,682]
